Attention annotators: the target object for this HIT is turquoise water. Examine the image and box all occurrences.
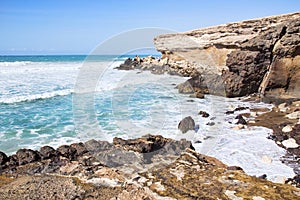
[0,55,296,180]
[0,55,155,62]
[0,55,181,154]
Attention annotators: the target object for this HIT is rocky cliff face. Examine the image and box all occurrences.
[154,12,300,98]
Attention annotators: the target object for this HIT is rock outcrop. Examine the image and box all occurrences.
[0,135,300,199]
[154,12,300,98]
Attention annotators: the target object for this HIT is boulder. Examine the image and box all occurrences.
[178,116,195,133]
[70,142,88,157]
[57,145,77,160]
[16,149,41,165]
[39,146,58,160]
[235,114,247,125]
[199,111,210,118]
[0,151,8,165]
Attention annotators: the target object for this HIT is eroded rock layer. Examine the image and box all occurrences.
[154,12,300,98]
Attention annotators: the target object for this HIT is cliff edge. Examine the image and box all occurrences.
[154,12,300,98]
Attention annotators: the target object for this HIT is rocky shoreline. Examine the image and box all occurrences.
[1,135,300,199]
[116,12,300,188]
[1,12,299,199]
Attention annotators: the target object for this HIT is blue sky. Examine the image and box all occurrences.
[0,0,299,55]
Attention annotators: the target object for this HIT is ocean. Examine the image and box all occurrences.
[0,55,295,181]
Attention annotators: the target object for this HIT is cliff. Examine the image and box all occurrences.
[154,12,300,98]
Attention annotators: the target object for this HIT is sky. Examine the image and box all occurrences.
[0,0,299,55]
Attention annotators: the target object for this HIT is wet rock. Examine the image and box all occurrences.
[57,145,77,160]
[70,142,88,157]
[178,116,195,133]
[190,92,205,98]
[0,152,8,165]
[176,81,194,94]
[16,149,41,165]
[286,175,300,187]
[258,174,267,179]
[206,122,215,126]
[117,58,140,70]
[234,106,249,112]
[198,111,210,118]
[5,154,18,168]
[225,110,235,115]
[186,99,195,102]
[39,146,58,160]
[235,114,247,125]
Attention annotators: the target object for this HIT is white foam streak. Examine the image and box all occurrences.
[0,61,33,67]
[0,89,73,104]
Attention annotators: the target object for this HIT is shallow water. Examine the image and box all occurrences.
[0,56,295,182]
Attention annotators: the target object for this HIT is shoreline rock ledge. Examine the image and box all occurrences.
[0,135,300,199]
[0,135,300,200]
[154,12,300,98]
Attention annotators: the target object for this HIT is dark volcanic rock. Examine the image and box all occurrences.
[39,146,58,160]
[0,152,8,166]
[70,142,88,157]
[116,58,140,70]
[235,114,247,125]
[16,149,41,165]
[178,116,195,133]
[57,145,77,160]
[199,110,210,118]
[113,134,171,153]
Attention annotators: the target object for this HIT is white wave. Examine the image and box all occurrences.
[0,89,73,104]
[0,61,33,67]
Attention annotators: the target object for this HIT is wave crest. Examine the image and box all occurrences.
[0,89,73,104]
[0,61,34,67]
